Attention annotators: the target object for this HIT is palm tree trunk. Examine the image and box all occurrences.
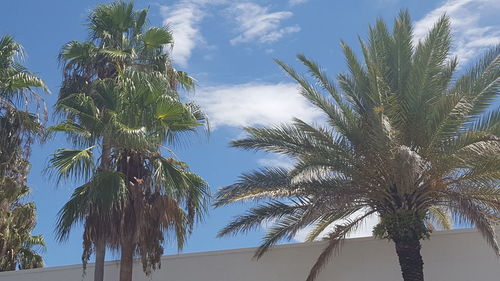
[93,236,105,281]
[94,136,110,281]
[394,238,424,281]
[119,233,134,281]
[100,135,111,171]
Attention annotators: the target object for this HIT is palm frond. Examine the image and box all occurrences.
[389,10,413,95]
[214,168,292,207]
[445,190,499,255]
[48,146,95,184]
[142,27,173,49]
[305,211,376,281]
[218,200,308,237]
[427,206,452,230]
[216,12,500,281]
[55,171,127,241]
[455,45,500,119]
[304,208,363,242]
[254,210,309,259]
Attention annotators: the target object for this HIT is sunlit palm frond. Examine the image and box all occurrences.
[48,146,95,184]
[426,206,452,230]
[142,27,173,50]
[305,211,376,281]
[218,200,308,238]
[214,168,294,207]
[216,11,499,281]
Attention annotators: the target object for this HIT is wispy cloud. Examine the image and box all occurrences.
[289,0,309,6]
[414,0,500,65]
[160,1,204,67]
[193,82,321,128]
[227,2,300,45]
[258,154,294,169]
[161,0,302,65]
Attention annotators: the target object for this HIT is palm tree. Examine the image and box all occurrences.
[114,69,208,281]
[0,35,47,272]
[50,78,130,280]
[0,183,45,271]
[0,35,48,158]
[215,11,500,281]
[49,2,208,281]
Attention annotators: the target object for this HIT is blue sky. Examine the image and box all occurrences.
[1,0,499,267]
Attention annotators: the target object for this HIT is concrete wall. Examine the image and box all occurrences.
[1,228,499,281]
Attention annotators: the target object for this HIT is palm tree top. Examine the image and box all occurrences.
[215,10,499,281]
[48,3,209,280]
[0,36,47,272]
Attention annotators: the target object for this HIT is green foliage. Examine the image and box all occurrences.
[373,211,431,242]
[216,10,500,281]
[48,147,95,183]
[0,36,46,271]
[0,184,45,271]
[55,171,128,242]
[50,1,209,278]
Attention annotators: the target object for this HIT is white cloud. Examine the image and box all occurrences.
[193,82,322,128]
[160,0,212,67]
[289,0,309,6]
[293,211,379,242]
[227,2,300,45]
[414,0,500,65]
[264,48,275,54]
[160,0,301,65]
[258,154,294,169]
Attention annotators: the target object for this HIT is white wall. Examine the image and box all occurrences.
[1,228,499,281]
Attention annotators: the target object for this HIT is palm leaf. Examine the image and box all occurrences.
[48,146,95,183]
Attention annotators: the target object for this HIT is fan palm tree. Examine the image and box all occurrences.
[53,68,208,281]
[49,2,208,281]
[0,35,48,271]
[215,11,500,281]
[50,78,131,281]
[109,68,208,281]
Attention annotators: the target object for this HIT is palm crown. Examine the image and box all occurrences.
[215,11,499,281]
[48,2,208,280]
[0,35,48,154]
[0,36,47,271]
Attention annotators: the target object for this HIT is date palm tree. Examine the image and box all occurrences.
[215,11,500,281]
[49,2,208,281]
[0,35,48,271]
[0,183,45,271]
[0,35,48,158]
[0,114,46,272]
